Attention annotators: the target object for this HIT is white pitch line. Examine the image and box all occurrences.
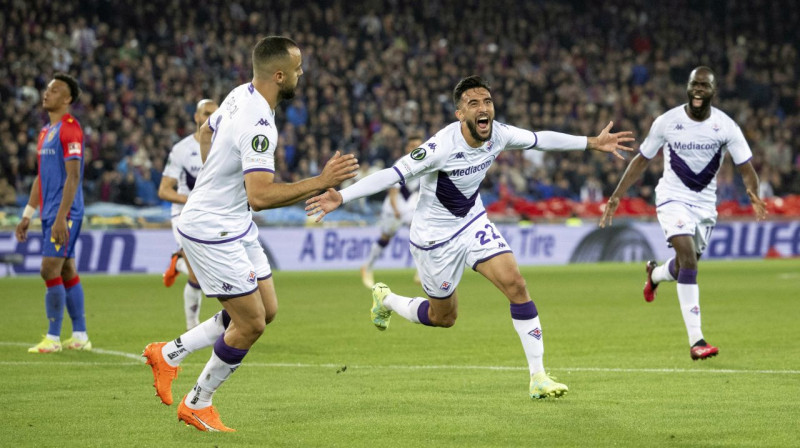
[2,342,798,375]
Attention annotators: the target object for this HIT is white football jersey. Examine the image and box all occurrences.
[162,134,203,217]
[179,83,278,241]
[640,105,752,209]
[393,121,540,248]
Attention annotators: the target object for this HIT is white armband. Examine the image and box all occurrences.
[534,131,588,151]
[22,204,36,220]
[340,168,404,205]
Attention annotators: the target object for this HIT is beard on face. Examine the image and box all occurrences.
[466,119,492,142]
[278,83,297,102]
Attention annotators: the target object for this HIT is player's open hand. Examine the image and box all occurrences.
[587,121,635,160]
[51,218,68,246]
[15,217,30,242]
[746,189,768,221]
[319,151,359,188]
[598,196,620,228]
[305,188,343,222]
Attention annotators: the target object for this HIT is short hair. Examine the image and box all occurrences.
[252,36,298,77]
[407,130,425,142]
[690,66,717,87]
[196,98,214,111]
[53,72,81,104]
[453,75,491,107]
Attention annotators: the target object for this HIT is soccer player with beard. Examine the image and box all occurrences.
[16,73,91,354]
[143,36,359,431]
[306,75,634,399]
[599,66,767,360]
[159,98,219,330]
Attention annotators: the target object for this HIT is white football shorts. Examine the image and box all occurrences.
[179,222,272,298]
[656,200,718,255]
[411,213,512,299]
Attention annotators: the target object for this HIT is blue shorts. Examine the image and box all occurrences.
[41,217,82,259]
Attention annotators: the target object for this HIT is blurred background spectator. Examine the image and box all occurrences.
[1,0,798,220]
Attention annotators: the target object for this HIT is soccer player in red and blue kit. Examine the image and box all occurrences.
[16,73,92,353]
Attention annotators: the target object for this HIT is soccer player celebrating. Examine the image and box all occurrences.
[158,98,219,329]
[599,66,767,360]
[16,73,91,353]
[307,75,633,399]
[143,36,359,432]
[360,132,425,288]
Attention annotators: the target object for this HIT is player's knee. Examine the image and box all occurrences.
[430,311,457,328]
[501,274,528,300]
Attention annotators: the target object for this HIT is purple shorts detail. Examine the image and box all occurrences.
[677,268,698,285]
[213,334,249,365]
[510,301,538,320]
[417,300,433,326]
[187,279,201,289]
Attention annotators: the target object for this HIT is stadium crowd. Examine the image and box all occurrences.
[1,0,798,214]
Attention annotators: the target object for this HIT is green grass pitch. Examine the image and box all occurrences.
[2,259,799,447]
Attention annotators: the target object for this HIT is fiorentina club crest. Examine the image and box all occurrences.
[247,271,256,284]
[676,219,686,229]
[690,306,700,315]
[440,281,451,291]
[528,327,542,340]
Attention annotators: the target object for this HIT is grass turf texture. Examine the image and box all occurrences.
[1,259,799,447]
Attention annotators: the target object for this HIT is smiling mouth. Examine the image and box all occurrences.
[691,95,704,108]
[477,116,490,131]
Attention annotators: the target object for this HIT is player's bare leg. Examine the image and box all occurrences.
[183,259,203,329]
[476,253,567,399]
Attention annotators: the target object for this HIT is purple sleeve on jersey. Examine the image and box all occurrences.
[243,168,274,175]
[392,166,406,184]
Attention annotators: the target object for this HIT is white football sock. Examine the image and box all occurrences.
[184,351,239,410]
[383,292,426,323]
[677,283,704,346]
[184,283,203,329]
[652,257,676,284]
[71,331,88,341]
[512,316,545,375]
[176,257,189,275]
[364,243,384,270]
[161,311,226,367]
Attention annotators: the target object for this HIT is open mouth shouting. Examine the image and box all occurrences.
[476,115,491,133]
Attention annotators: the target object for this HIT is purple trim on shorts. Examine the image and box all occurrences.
[392,166,406,184]
[409,211,487,251]
[187,280,201,289]
[472,249,513,270]
[426,291,454,300]
[510,301,538,320]
[257,273,272,281]
[243,167,275,175]
[213,334,249,365]
[207,285,258,299]
[668,258,678,278]
[656,199,702,209]
[177,222,253,245]
[417,300,433,326]
[677,268,698,285]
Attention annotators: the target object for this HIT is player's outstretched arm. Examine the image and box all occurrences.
[246,151,358,210]
[586,121,635,160]
[306,167,405,222]
[598,154,650,228]
[737,161,767,221]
